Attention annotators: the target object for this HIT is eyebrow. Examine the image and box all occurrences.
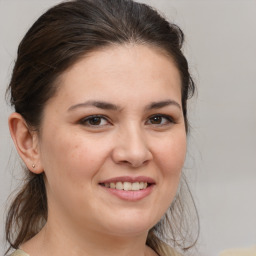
[68,100,120,111]
[67,99,181,112]
[145,100,181,110]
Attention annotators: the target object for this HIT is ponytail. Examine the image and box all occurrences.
[5,172,47,253]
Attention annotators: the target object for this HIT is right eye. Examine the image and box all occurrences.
[79,115,110,127]
[146,114,175,127]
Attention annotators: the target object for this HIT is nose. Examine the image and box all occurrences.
[111,126,153,168]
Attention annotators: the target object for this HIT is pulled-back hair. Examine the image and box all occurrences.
[5,0,198,255]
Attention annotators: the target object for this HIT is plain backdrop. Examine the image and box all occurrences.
[0,0,255,255]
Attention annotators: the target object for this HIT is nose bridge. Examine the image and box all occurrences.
[124,123,146,151]
[112,121,152,167]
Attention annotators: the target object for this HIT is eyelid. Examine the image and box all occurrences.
[146,114,176,125]
[79,115,111,127]
[78,113,176,128]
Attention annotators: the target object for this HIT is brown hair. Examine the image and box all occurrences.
[5,0,198,255]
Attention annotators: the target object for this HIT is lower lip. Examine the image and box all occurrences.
[100,185,154,201]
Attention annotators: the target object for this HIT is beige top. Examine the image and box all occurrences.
[10,248,178,256]
[219,246,256,256]
[10,249,29,256]
[10,247,256,256]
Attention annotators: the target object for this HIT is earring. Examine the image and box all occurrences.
[32,164,36,168]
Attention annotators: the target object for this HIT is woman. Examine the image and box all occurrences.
[5,0,198,255]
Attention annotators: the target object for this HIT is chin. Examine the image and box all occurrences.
[100,211,159,237]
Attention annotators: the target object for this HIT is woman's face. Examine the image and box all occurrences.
[37,45,186,237]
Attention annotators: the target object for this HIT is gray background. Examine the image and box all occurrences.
[0,0,255,255]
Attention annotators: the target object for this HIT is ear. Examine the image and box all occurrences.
[8,112,44,174]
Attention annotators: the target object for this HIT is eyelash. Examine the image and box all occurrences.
[79,115,110,127]
[79,114,175,128]
[146,114,175,126]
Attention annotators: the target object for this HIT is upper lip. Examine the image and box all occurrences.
[99,176,156,184]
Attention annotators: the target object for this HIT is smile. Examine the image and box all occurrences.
[99,176,155,201]
[100,181,148,191]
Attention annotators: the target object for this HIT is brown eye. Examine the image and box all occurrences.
[80,115,109,127]
[147,114,174,126]
[88,117,102,125]
[150,116,163,124]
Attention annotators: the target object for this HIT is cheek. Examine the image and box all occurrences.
[148,131,186,220]
[156,131,187,176]
[39,131,108,213]
[40,130,111,187]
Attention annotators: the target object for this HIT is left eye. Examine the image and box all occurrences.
[146,115,174,125]
[80,116,109,127]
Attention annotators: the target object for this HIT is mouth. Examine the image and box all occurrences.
[99,181,150,191]
[98,176,155,201]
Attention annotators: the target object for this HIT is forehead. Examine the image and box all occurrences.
[51,44,182,106]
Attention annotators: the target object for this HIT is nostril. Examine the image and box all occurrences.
[111,142,153,167]
[119,159,149,168]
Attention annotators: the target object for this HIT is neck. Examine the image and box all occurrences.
[22,218,157,256]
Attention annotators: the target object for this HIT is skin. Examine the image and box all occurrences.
[9,44,187,256]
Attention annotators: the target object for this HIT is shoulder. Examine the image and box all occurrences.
[219,246,256,256]
[9,249,30,256]
[171,250,183,256]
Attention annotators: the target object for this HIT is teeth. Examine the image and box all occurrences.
[139,182,145,189]
[131,182,140,191]
[110,183,115,189]
[103,182,148,191]
[116,182,123,190]
[123,182,131,191]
